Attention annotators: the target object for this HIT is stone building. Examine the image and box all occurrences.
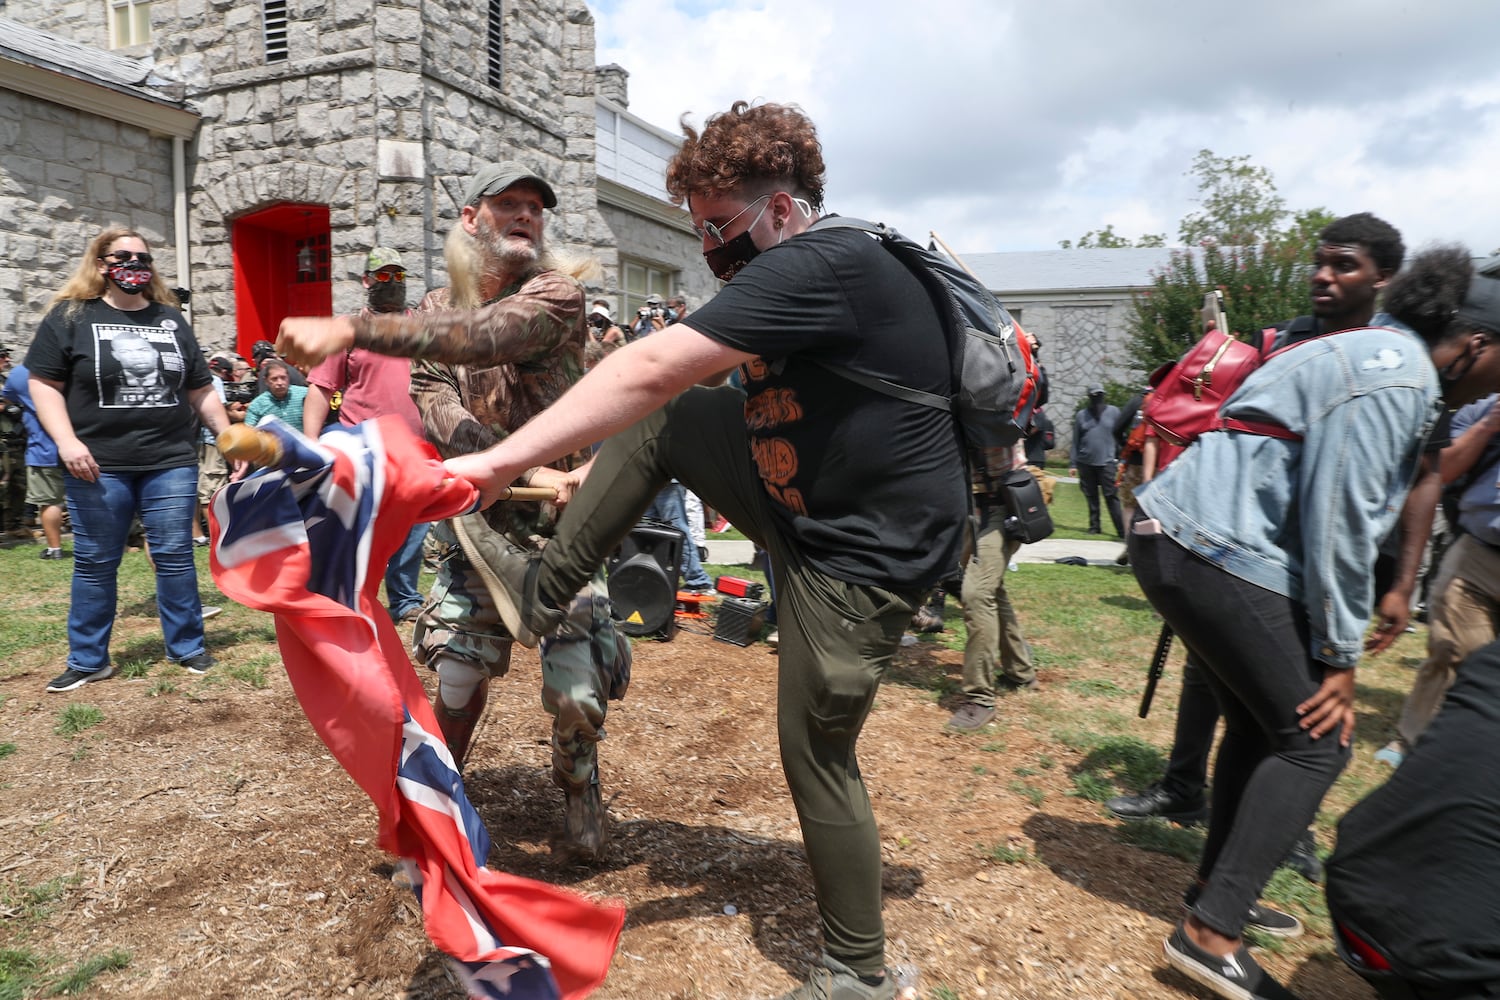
[968,247,1175,456]
[0,0,707,359]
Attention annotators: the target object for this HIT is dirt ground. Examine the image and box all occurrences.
[0,608,1378,1000]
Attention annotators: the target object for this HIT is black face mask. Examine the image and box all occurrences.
[1438,337,1484,402]
[107,262,154,296]
[367,281,406,312]
[704,231,761,283]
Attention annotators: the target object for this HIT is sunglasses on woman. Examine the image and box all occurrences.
[101,251,154,265]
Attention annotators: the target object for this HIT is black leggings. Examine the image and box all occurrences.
[1129,527,1350,938]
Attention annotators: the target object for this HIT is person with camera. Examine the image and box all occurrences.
[630,293,673,338]
[948,442,1038,731]
[586,300,628,362]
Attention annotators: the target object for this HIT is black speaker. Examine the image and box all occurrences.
[607,520,683,638]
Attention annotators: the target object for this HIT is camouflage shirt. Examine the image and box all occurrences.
[350,267,591,541]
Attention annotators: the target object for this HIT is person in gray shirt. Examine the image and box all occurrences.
[1070,384,1124,535]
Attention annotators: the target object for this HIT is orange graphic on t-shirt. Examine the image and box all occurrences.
[745,387,803,431]
[764,481,807,517]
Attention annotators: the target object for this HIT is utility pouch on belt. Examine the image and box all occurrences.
[993,468,1053,544]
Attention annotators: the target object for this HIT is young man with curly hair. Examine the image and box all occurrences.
[283,101,967,999]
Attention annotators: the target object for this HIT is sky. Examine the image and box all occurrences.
[590,0,1500,257]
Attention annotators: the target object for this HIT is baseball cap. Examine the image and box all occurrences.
[590,304,612,320]
[645,294,663,305]
[1458,275,1500,334]
[1087,383,1105,395]
[463,162,558,209]
[366,247,404,271]
[252,340,278,362]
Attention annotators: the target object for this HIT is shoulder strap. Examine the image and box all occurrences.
[803,215,963,407]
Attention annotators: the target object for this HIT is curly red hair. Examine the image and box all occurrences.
[665,101,826,210]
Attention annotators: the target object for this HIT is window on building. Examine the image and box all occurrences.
[263,0,288,62]
[486,0,504,88]
[106,0,151,48]
[621,259,677,322]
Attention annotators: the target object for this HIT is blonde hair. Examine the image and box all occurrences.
[51,226,180,320]
[442,223,601,310]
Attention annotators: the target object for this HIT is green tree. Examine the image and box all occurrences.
[1177,149,1289,246]
[1127,208,1336,373]
[1059,223,1166,250]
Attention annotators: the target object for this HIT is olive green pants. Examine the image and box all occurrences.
[538,386,918,977]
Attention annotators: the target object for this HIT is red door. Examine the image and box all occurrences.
[231,203,332,360]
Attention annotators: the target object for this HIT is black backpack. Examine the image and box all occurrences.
[804,217,1040,450]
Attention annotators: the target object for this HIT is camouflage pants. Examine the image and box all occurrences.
[412,519,631,790]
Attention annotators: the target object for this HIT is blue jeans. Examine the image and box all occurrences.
[65,465,206,673]
[385,521,430,619]
[644,481,712,588]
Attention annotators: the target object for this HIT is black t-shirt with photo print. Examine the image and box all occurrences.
[688,225,968,591]
[26,298,212,471]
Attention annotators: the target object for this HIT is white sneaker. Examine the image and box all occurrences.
[201,605,223,620]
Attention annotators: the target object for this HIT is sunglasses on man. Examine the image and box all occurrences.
[368,269,406,283]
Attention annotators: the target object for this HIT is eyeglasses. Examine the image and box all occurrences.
[101,251,153,265]
[369,270,406,282]
[693,195,772,247]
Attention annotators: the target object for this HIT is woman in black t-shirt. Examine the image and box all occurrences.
[26,227,234,694]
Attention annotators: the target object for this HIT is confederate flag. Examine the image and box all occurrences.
[208,416,624,999]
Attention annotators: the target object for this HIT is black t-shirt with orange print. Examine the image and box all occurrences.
[688,225,967,591]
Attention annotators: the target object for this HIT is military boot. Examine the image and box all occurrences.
[558,770,607,863]
[434,678,489,769]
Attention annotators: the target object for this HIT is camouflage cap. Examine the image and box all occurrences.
[463,161,558,209]
[366,247,404,271]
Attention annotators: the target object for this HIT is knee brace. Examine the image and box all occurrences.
[435,654,487,710]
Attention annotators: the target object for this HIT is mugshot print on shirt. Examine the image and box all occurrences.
[96,321,185,408]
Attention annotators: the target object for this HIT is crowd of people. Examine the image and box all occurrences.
[14,93,1500,1000]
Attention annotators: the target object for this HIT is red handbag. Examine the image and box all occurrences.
[1144,327,1298,447]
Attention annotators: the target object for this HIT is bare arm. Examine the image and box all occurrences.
[1366,454,1441,654]
[29,374,97,482]
[1439,401,1500,484]
[443,324,754,506]
[302,384,329,436]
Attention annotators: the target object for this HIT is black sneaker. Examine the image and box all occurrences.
[1163,924,1302,1000]
[1105,781,1209,825]
[1280,828,1323,884]
[1183,886,1304,939]
[46,664,115,693]
[178,653,216,675]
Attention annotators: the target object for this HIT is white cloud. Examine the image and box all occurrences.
[591,0,1500,257]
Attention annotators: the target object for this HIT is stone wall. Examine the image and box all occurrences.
[1003,296,1140,460]
[596,201,715,313]
[0,92,177,345]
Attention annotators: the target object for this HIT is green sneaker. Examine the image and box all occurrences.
[778,955,894,1000]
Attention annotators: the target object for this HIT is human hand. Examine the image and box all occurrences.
[1364,590,1412,654]
[1297,667,1357,746]
[275,316,355,369]
[525,466,583,507]
[444,451,525,510]
[59,440,99,483]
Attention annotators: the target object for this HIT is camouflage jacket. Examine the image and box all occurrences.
[349,267,591,541]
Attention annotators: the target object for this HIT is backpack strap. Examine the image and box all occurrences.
[1219,416,1303,441]
[805,215,966,403]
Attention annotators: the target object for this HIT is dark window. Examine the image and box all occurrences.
[263,0,288,62]
[295,234,330,284]
[486,0,503,88]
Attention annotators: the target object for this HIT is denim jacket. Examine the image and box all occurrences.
[1136,325,1440,668]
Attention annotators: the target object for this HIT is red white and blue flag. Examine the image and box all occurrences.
[209,416,624,1000]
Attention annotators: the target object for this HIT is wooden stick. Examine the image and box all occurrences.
[929,230,978,279]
